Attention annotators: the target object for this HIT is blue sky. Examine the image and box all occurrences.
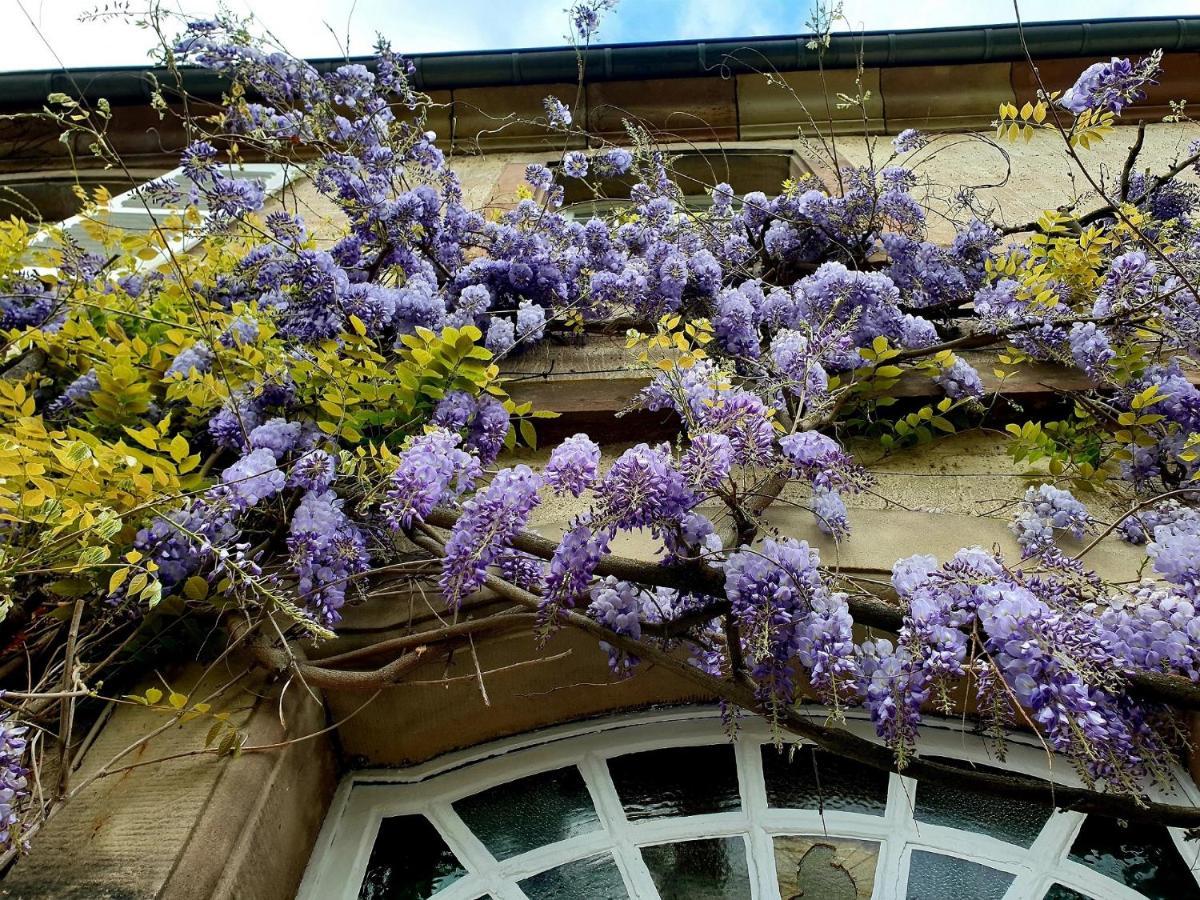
[6,0,1197,71]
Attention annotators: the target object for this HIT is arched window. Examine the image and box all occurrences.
[301,710,1200,900]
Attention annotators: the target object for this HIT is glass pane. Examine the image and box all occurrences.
[913,758,1052,847]
[358,815,466,900]
[453,766,599,861]
[519,853,628,900]
[762,745,888,815]
[608,745,740,820]
[905,850,1013,900]
[642,837,751,899]
[1068,816,1200,899]
[1044,886,1094,900]
[775,836,879,900]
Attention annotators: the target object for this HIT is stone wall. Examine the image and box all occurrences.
[4,117,1199,898]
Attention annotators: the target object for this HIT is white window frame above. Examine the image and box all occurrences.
[300,707,1200,900]
[24,161,300,276]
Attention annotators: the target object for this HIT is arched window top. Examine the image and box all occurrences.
[301,710,1200,900]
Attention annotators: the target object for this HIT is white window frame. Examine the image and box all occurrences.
[24,161,300,276]
[300,707,1200,900]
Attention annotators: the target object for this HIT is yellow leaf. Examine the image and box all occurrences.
[144,687,163,705]
[168,692,188,709]
[109,568,129,595]
[168,434,189,463]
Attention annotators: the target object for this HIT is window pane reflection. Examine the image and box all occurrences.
[608,745,741,820]
[1068,817,1200,899]
[1043,885,1094,900]
[774,835,879,900]
[453,766,599,861]
[905,850,1013,900]
[914,759,1051,847]
[762,745,888,815]
[358,815,465,900]
[519,853,628,900]
[642,837,751,899]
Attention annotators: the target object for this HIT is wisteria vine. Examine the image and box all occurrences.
[2,2,1200,857]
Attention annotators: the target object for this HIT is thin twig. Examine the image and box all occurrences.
[55,599,84,799]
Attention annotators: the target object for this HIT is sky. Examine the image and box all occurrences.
[6,0,1197,72]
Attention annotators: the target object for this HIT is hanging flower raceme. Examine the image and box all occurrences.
[588,577,645,674]
[1010,484,1091,557]
[1059,52,1163,116]
[439,466,542,609]
[288,490,371,626]
[544,434,601,497]
[383,429,482,529]
[779,431,866,492]
[594,443,694,531]
[0,714,28,854]
[723,538,855,711]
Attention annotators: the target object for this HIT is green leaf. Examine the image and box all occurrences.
[47,577,92,597]
[519,419,537,450]
[127,572,147,597]
[205,720,225,747]
[183,576,209,601]
[76,545,111,569]
[142,580,163,609]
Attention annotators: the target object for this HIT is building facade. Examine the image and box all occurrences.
[1,16,1200,900]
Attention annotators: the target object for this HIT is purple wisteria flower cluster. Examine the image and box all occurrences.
[9,14,1200,851]
[1010,484,1092,557]
[0,715,28,853]
[1060,51,1163,116]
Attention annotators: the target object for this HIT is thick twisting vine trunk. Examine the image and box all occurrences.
[406,528,1200,829]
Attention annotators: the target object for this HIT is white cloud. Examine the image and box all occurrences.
[5,0,573,71]
[674,0,794,39]
[5,0,1196,72]
[836,0,1193,31]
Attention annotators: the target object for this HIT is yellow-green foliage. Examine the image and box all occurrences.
[0,213,513,621]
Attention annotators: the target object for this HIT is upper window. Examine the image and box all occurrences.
[557,148,809,220]
[20,161,298,275]
[300,711,1200,900]
[0,170,164,224]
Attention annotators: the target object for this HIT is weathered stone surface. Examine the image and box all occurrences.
[881,62,1014,133]
[738,67,884,138]
[4,662,336,900]
[587,76,738,142]
[452,83,584,151]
